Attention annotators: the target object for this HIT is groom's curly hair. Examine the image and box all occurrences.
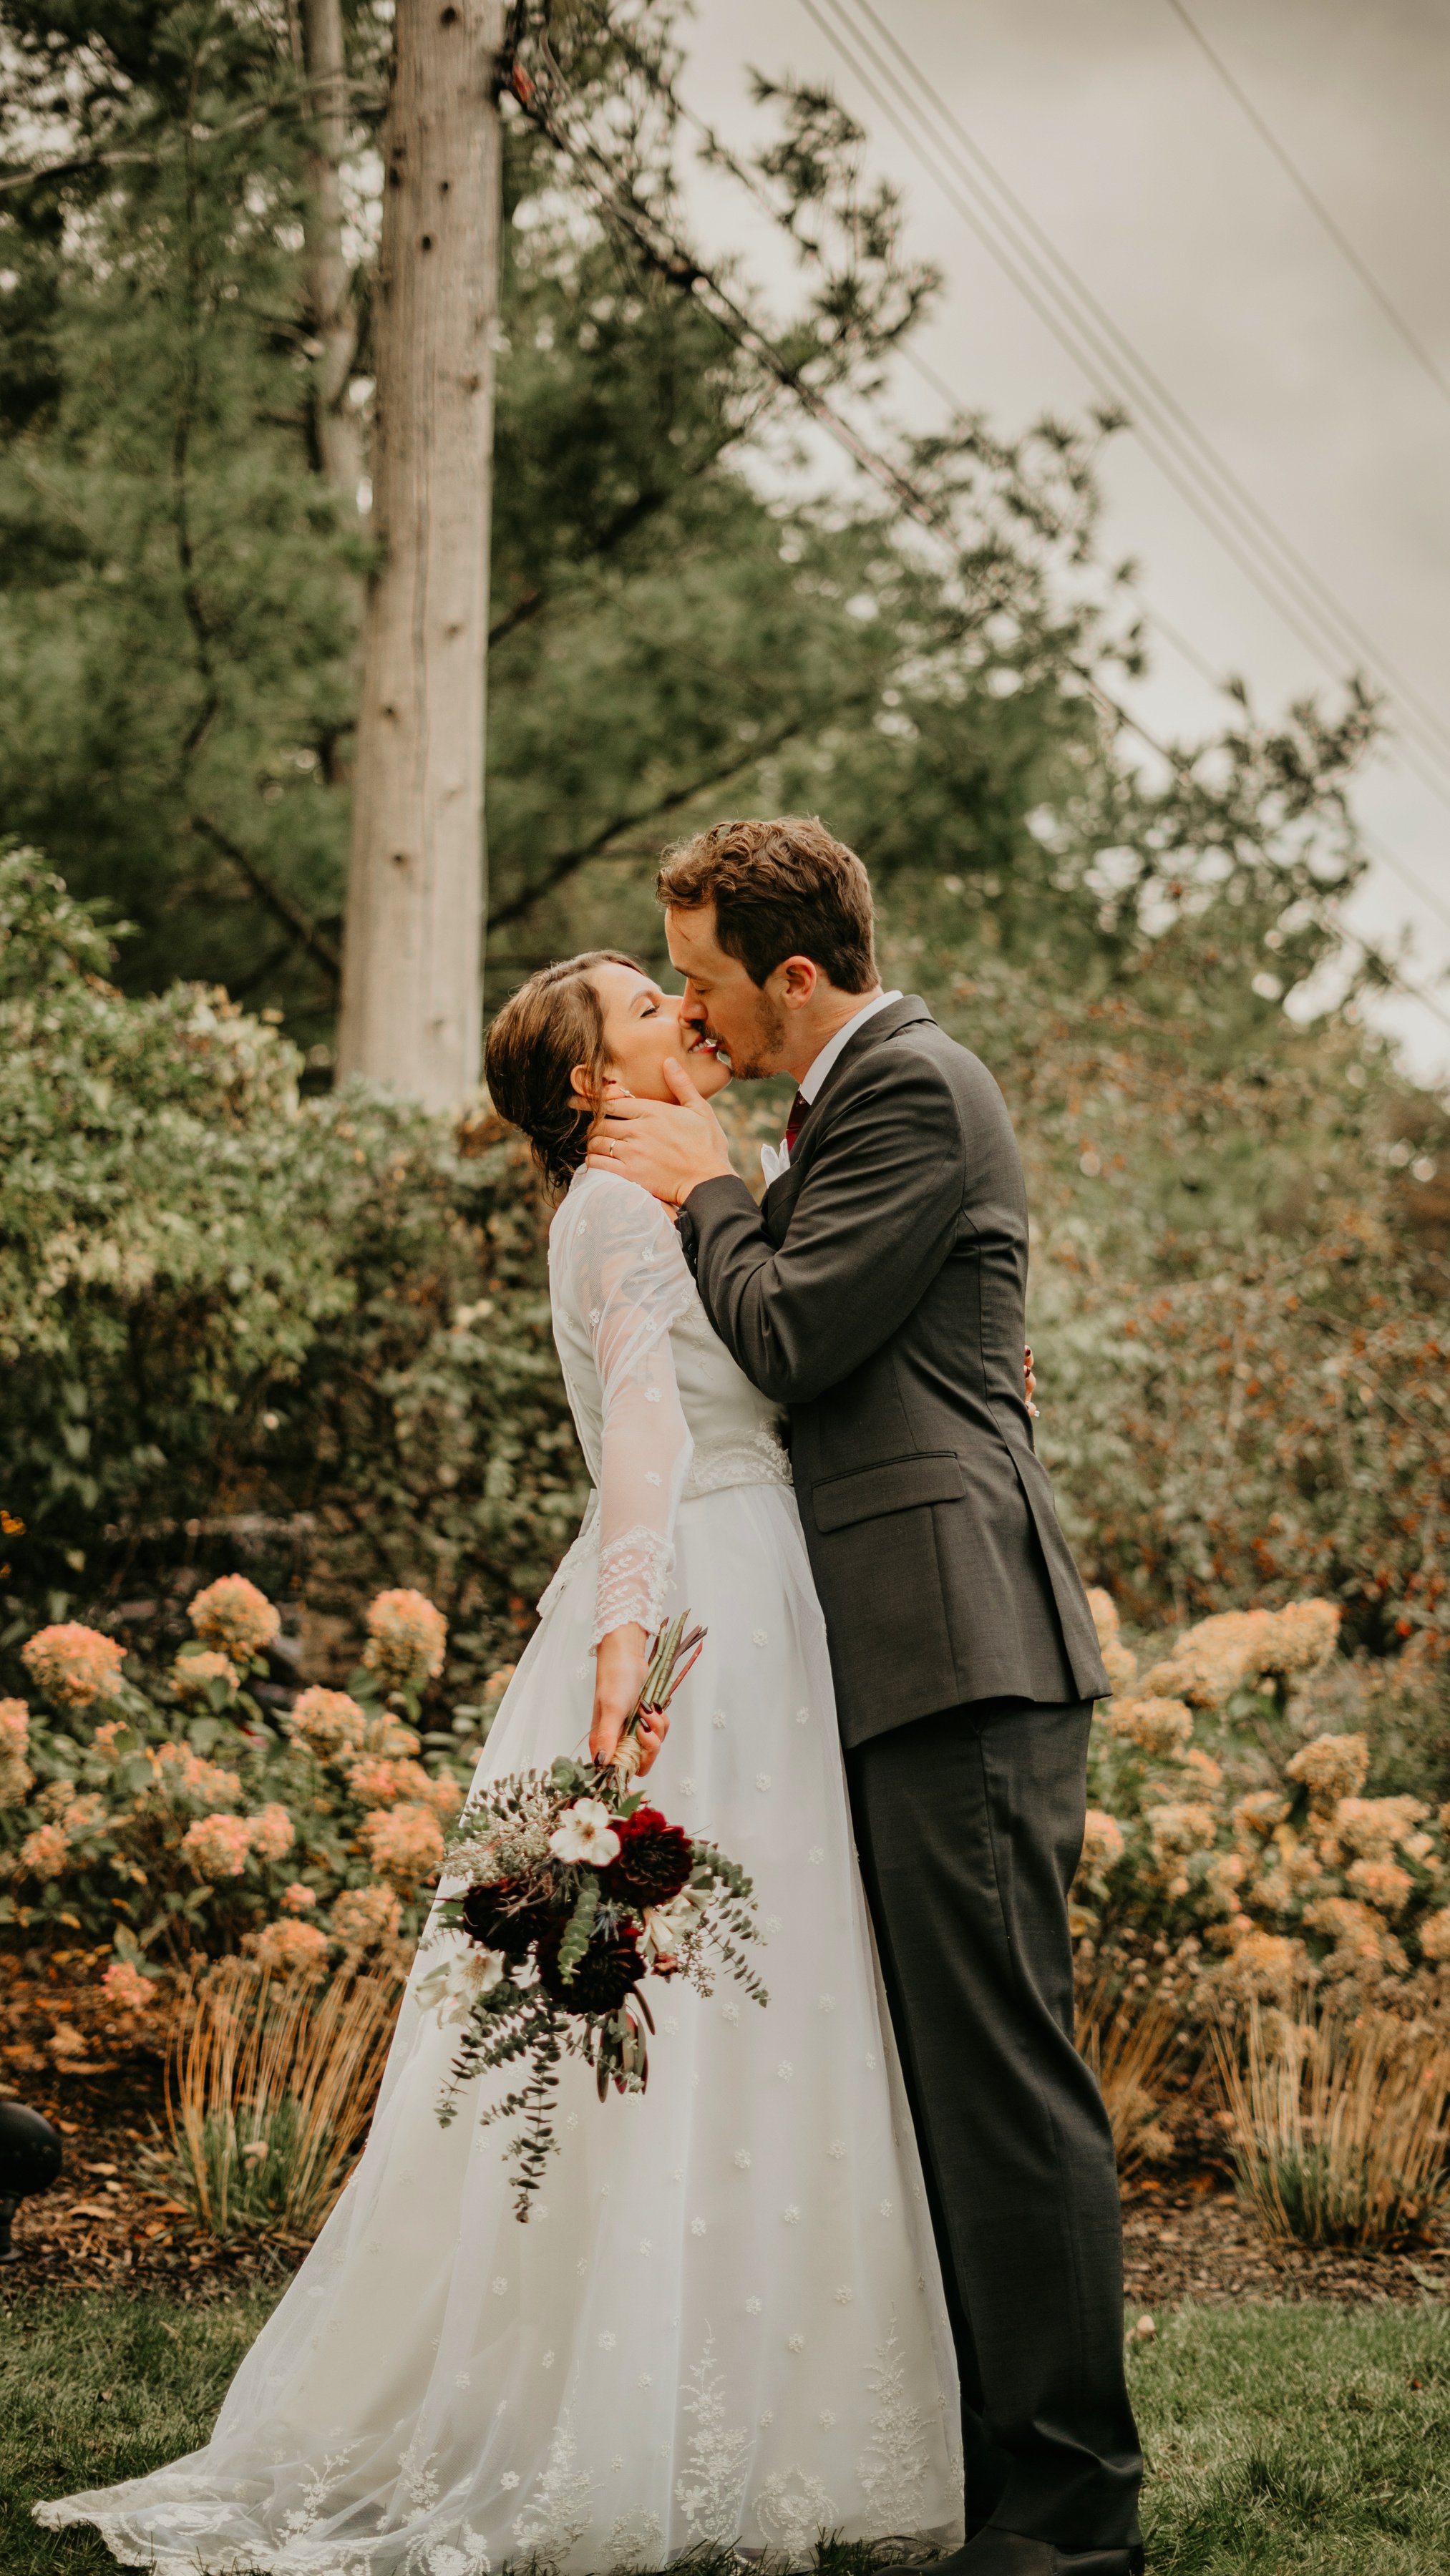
[656,814,876,992]
[483,950,641,1196]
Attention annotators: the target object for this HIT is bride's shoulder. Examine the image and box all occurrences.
[549,1166,682,1257]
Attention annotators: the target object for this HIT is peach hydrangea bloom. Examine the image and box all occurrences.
[171,1650,239,1703]
[1106,1694,1194,1757]
[1086,1588,1119,1646]
[1079,1810,1125,1874]
[1232,1790,1289,1844]
[246,1918,330,1974]
[149,1742,243,1810]
[1212,1926,1310,2005]
[18,1820,69,1879]
[359,1800,444,1887]
[330,1885,402,1952]
[1285,1732,1369,1806]
[1345,1856,1413,1915]
[1147,1801,1217,1860]
[21,1622,126,1710]
[345,1755,435,1810]
[182,1813,254,1880]
[362,1589,447,1692]
[89,1719,132,1767]
[1203,1850,1247,1912]
[248,1804,296,1863]
[286,1687,367,1760]
[0,1699,32,1807]
[1334,1795,1429,1860]
[1180,1746,1223,1790]
[188,1574,280,1662]
[100,1959,155,2013]
[1305,1894,1407,1976]
[1419,1908,1450,1962]
[423,1772,464,1822]
[281,1882,317,1913]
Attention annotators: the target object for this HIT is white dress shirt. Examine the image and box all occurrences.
[759,990,903,1187]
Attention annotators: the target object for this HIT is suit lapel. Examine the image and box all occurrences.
[761,996,934,1239]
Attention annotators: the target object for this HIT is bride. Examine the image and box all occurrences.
[37,952,963,2575]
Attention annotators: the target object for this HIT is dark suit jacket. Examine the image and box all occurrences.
[676,995,1109,1745]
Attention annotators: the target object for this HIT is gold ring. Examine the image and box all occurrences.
[609,1141,617,1158]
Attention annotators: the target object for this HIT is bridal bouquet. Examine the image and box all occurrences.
[420,1615,767,2217]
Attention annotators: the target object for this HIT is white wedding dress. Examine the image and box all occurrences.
[38,1169,962,2574]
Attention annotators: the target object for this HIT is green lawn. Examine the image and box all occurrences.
[2,2293,1448,2574]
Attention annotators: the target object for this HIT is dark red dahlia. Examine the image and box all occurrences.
[603,1806,694,1908]
[537,1922,646,2014]
[460,1877,556,1959]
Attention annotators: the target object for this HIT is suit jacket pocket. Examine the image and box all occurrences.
[810,1449,966,1532]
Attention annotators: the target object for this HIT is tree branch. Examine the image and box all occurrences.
[485,701,863,931]
[191,813,342,982]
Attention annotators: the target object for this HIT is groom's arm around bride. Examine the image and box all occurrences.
[590,815,1144,2575]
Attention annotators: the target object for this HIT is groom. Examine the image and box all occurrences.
[588,816,1144,2576]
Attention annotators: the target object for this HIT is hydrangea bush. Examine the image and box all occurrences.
[0,1574,493,2002]
[1074,1590,1450,2016]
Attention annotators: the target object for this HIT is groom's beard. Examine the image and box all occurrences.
[710,990,787,1081]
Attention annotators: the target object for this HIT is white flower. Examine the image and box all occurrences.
[499,2472,519,2490]
[777,2062,793,2080]
[752,1629,768,1646]
[548,1797,621,1865]
[817,1993,835,2013]
[598,2331,617,2350]
[796,1706,809,1724]
[711,1710,727,1729]
[807,1847,823,1864]
[722,2001,740,2026]
[878,2200,893,2218]
[734,2148,751,2170]
[787,2334,805,2353]
[819,2409,837,2428]
[541,2351,555,2369]
[756,1772,772,1792]
[827,2141,847,2159]
[783,2205,800,2224]
[745,2296,762,2313]
[691,2216,706,2236]
[464,1947,507,1997]
[678,1777,696,1797]
[638,2373,652,2389]
[759,2409,774,2426]
[491,2277,508,2296]
[834,2285,854,2304]
[638,2239,651,2255]
[453,2371,472,2389]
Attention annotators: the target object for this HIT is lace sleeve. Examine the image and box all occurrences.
[563,1175,696,1647]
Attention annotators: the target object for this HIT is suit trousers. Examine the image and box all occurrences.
[846,1696,1143,2552]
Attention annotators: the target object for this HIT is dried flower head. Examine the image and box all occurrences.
[1419,1908,1450,1963]
[330,1884,402,1953]
[1232,1790,1290,1845]
[245,1918,331,1974]
[1285,1733,1370,1807]
[18,1820,69,1880]
[359,1801,445,1888]
[248,1804,296,1863]
[1109,1695,1194,1758]
[0,1698,32,1809]
[171,1650,239,1703]
[1209,1926,1310,2006]
[182,1813,254,1881]
[1147,1802,1217,1862]
[362,1589,448,1693]
[149,1742,243,1811]
[280,1881,317,1914]
[21,1622,126,1710]
[1086,1588,1120,1649]
[1180,1746,1223,1791]
[188,1575,280,1662]
[1204,1851,1247,1913]
[1080,1810,1126,1875]
[100,1959,155,2014]
[344,1755,434,1810]
[287,1687,368,1760]
[1334,1796,1429,1861]
[1345,1857,1413,1916]
[1100,1639,1139,1697]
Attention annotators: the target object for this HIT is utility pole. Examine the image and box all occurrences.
[336,0,507,1106]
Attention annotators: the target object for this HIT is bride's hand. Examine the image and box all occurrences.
[590,1624,667,1776]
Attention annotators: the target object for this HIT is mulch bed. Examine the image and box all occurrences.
[5,1964,1448,2311]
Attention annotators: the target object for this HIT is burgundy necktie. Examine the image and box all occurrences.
[784,1091,808,1153]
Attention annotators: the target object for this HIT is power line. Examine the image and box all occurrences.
[1159,0,1450,419]
[801,0,1450,806]
[511,40,1449,1041]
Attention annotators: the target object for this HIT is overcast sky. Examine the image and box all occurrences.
[677,0,1450,1087]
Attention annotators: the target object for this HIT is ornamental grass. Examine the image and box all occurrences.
[1213,2000,1450,2248]
[159,1956,406,2245]
[1076,1974,1187,2178]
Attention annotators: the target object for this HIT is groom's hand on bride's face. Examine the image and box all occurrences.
[585,1058,735,1206]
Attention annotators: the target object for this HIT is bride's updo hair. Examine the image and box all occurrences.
[483,950,643,1196]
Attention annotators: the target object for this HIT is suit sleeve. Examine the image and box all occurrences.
[680,1055,965,1405]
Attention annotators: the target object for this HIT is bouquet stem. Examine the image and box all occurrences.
[610,1613,705,1786]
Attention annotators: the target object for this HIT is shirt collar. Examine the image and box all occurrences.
[797,990,903,1103]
